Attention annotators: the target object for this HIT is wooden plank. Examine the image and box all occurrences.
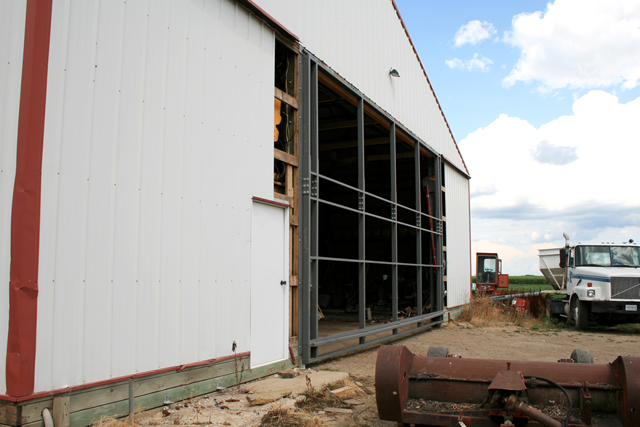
[66,357,244,414]
[274,87,298,110]
[69,400,129,427]
[53,396,70,427]
[289,215,298,226]
[69,384,128,413]
[289,276,298,287]
[274,148,298,167]
[318,71,358,107]
[19,421,43,427]
[0,402,19,426]
[285,165,293,196]
[66,357,294,427]
[134,358,242,397]
[20,399,52,426]
[274,193,293,204]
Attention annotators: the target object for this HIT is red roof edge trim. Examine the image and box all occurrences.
[390,0,470,176]
[6,0,53,398]
[442,154,471,179]
[236,0,299,42]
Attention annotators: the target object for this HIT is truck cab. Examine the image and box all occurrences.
[475,252,509,294]
[549,239,640,329]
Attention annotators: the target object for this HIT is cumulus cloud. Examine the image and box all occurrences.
[503,0,640,91]
[445,53,493,71]
[454,20,497,47]
[461,91,640,273]
[531,140,577,165]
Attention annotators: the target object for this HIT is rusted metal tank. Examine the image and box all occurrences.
[375,345,639,426]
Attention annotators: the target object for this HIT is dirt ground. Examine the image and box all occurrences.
[129,319,639,427]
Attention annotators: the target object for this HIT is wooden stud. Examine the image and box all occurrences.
[20,399,52,426]
[274,193,293,204]
[69,384,128,413]
[0,403,19,426]
[274,87,298,110]
[52,396,70,427]
[274,148,298,167]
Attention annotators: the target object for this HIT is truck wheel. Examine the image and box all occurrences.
[570,348,594,364]
[427,345,450,358]
[545,298,560,320]
[571,298,589,330]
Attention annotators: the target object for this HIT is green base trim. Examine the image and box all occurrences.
[1,352,296,427]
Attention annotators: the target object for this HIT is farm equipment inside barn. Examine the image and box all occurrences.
[375,344,639,427]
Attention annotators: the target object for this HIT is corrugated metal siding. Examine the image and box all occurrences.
[35,0,275,392]
[444,165,471,308]
[0,0,27,396]
[254,0,466,173]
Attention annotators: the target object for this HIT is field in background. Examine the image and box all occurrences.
[472,275,554,292]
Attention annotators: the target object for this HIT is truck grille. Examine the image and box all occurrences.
[611,277,640,300]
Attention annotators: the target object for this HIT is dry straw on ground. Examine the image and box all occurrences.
[260,405,326,427]
[457,292,547,327]
[92,416,140,427]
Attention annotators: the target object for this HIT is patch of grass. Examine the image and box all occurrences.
[507,276,549,285]
[615,323,640,333]
[508,283,555,292]
[533,317,568,332]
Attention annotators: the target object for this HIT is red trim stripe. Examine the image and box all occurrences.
[6,0,53,398]
[252,196,290,208]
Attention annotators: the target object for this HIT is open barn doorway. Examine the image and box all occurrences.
[299,56,445,364]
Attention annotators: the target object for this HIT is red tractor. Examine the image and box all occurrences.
[475,252,509,294]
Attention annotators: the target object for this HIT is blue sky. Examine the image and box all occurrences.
[395,0,640,274]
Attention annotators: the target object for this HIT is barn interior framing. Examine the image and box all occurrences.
[298,53,447,364]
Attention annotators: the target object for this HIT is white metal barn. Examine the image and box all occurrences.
[0,0,471,424]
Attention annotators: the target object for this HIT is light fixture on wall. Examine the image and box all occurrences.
[389,68,400,78]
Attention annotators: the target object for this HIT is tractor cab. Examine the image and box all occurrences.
[475,252,509,293]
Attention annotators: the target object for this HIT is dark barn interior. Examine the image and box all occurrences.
[313,76,441,344]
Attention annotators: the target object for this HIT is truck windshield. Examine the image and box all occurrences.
[576,246,640,267]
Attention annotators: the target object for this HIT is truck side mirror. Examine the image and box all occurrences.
[559,249,566,268]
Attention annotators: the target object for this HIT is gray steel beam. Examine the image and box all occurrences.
[435,156,443,312]
[415,140,423,322]
[390,123,398,334]
[310,310,444,346]
[310,61,319,359]
[299,54,311,364]
[357,97,366,344]
[307,317,445,364]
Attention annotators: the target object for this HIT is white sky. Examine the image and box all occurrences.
[397,0,640,274]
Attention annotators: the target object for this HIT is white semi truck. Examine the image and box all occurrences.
[540,233,640,329]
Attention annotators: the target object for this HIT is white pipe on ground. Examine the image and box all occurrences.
[42,408,54,427]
